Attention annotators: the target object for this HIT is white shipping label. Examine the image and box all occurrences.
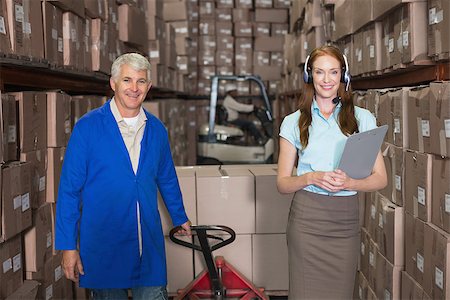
[429,8,437,24]
[384,289,391,300]
[175,27,188,34]
[23,22,31,34]
[13,195,22,210]
[402,31,409,47]
[369,251,375,266]
[3,258,12,273]
[421,120,430,137]
[446,194,450,213]
[395,175,402,191]
[55,265,62,281]
[359,287,362,299]
[0,16,6,35]
[39,176,46,192]
[417,253,424,272]
[369,45,375,58]
[52,28,58,40]
[379,213,384,228]
[46,231,52,248]
[361,242,365,255]
[304,41,308,50]
[149,51,159,58]
[21,193,30,212]
[65,120,71,134]
[58,37,63,52]
[371,204,376,219]
[389,38,394,53]
[8,125,16,143]
[15,5,24,23]
[394,118,401,133]
[436,10,444,23]
[435,267,444,289]
[13,254,21,272]
[417,187,426,206]
[445,119,450,138]
[46,285,53,300]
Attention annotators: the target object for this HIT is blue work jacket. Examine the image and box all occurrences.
[55,100,189,288]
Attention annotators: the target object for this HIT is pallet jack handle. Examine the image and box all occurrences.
[169,225,236,299]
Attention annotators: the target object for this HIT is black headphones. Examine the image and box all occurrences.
[303,49,351,91]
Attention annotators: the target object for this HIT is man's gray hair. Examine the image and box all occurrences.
[111,53,151,81]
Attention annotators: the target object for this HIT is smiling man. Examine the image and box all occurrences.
[55,53,191,300]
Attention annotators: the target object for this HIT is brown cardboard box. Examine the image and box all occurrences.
[62,12,85,68]
[216,0,234,9]
[254,36,284,52]
[48,0,85,18]
[431,155,450,233]
[236,0,253,8]
[253,65,283,81]
[163,0,187,21]
[368,237,379,290]
[401,270,432,300]
[377,91,394,143]
[393,146,404,206]
[360,228,371,280]
[215,21,232,36]
[1,93,18,162]
[216,50,233,66]
[254,22,270,37]
[255,0,273,8]
[0,0,11,54]
[19,150,47,209]
[5,280,39,300]
[249,166,293,234]
[408,85,431,153]
[352,0,374,32]
[91,18,109,73]
[254,8,288,23]
[1,162,32,241]
[198,35,216,51]
[404,151,432,222]
[404,212,426,286]
[232,8,251,22]
[159,167,196,235]
[352,30,364,76]
[380,143,394,201]
[391,87,411,148]
[234,21,252,37]
[199,0,214,19]
[24,203,53,273]
[42,2,63,66]
[399,2,428,64]
[216,7,232,21]
[356,271,370,300]
[362,21,382,72]
[118,4,146,47]
[375,251,402,300]
[428,0,450,58]
[199,19,215,35]
[145,0,164,17]
[333,0,353,40]
[374,193,404,266]
[147,15,164,40]
[254,51,270,66]
[304,0,323,32]
[423,223,450,299]
[252,234,288,291]
[235,37,252,51]
[429,81,450,157]
[196,168,255,234]
[84,0,106,19]
[47,92,71,148]
[380,9,402,69]
[11,92,47,153]
[46,147,65,203]
[373,0,425,20]
[0,235,23,299]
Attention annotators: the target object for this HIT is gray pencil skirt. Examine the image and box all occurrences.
[287,189,360,300]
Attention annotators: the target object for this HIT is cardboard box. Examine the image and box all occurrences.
[423,223,450,299]
[216,7,232,21]
[401,270,432,300]
[252,234,288,291]
[393,146,404,206]
[48,0,85,18]
[380,143,394,200]
[236,0,253,8]
[333,0,353,40]
[303,0,323,32]
[404,212,426,286]
[199,19,215,35]
[196,168,255,234]
[352,0,374,33]
[0,235,23,299]
[62,12,85,68]
[0,0,11,54]
[377,91,394,144]
[380,8,402,69]
[235,37,252,51]
[367,237,379,290]
[23,203,53,273]
[216,0,234,9]
[249,166,293,233]
[216,50,233,66]
[118,4,146,47]
[163,0,187,21]
[362,21,383,72]
[352,30,364,76]
[254,8,288,23]
[84,0,106,19]
[1,162,32,241]
[431,155,450,233]
[91,18,110,73]
[47,92,71,148]
[159,168,196,235]
[5,280,39,300]
[254,22,270,37]
[234,21,252,37]
[1,93,18,163]
[254,36,284,52]
[428,0,450,58]
[19,150,47,209]
[408,86,431,153]
[390,87,411,148]
[253,65,283,81]
[373,0,426,20]
[375,251,402,300]
[165,236,194,293]
[46,147,65,203]
[374,193,404,266]
[145,0,164,17]
[11,92,47,154]
[356,271,370,300]
[360,228,371,281]
[404,151,432,222]
[429,81,450,157]
[232,8,251,22]
[42,2,63,66]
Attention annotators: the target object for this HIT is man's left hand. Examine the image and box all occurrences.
[176,221,192,236]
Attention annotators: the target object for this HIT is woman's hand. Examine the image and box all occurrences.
[308,171,346,193]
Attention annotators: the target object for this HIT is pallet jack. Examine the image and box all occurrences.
[169,225,269,300]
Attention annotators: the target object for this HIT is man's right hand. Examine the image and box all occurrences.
[61,250,85,282]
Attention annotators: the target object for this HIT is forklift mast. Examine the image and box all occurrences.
[208,75,273,143]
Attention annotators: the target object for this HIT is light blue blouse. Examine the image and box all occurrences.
[279,100,377,196]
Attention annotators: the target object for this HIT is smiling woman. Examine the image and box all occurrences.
[276,45,387,300]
